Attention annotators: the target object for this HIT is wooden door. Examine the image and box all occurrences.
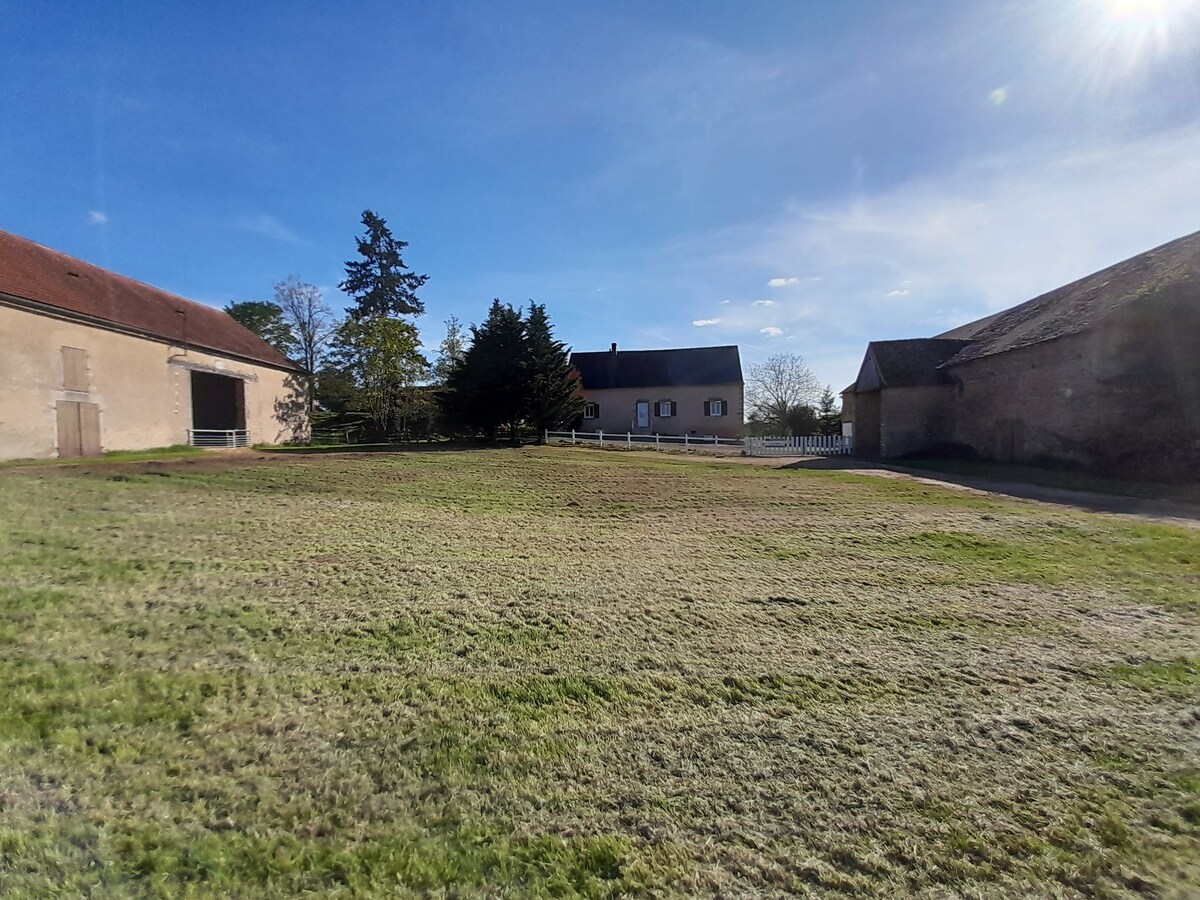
[56,401,102,457]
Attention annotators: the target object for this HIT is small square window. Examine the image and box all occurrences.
[707,399,726,417]
[583,402,599,419]
[657,400,674,417]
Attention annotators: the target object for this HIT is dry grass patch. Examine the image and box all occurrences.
[0,447,1196,897]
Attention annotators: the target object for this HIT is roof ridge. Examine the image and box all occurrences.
[0,229,301,372]
[1,229,233,318]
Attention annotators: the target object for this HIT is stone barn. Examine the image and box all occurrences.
[842,230,1200,478]
[0,229,308,460]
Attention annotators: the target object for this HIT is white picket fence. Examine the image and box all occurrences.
[744,435,853,456]
[545,430,743,449]
[545,430,852,456]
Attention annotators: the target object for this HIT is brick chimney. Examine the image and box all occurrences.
[610,342,617,354]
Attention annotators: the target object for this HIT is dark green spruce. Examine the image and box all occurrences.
[524,302,584,442]
[340,209,428,319]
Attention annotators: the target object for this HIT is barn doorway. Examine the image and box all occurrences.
[190,371,246,430]
[56,400,101,457]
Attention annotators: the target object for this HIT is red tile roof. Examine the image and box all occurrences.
[0,229,302,371]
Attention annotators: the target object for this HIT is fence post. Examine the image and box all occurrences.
[684,433,689,447]
[627,432,632,448]
[571,429,576,444]
[655,434,660,448]
[598,430,604,447]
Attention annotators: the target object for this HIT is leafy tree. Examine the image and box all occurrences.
[340,210,428,319]
[783,404,820,436]
[524,302,583,441]
[224,301,296,356]
[816,385,841,436]
[313,365,358,415]
[273,277,337,413]
[746,352,820,434]
[431,315,467,385]
[328,316,428,438]
[447,300,528,441]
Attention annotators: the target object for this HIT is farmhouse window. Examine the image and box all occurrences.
[657,400,675,417]
[705,399,726,417]
[583,402,599,419]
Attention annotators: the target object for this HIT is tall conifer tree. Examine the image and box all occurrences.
[340,210,428,318]
[524,302,583,441]
[447,300,528,441]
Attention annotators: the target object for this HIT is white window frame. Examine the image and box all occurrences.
[707,399,726,417]
[583,402,599,420]
[657,400,673,417]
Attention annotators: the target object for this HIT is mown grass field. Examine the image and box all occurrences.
[0,447,1197,897]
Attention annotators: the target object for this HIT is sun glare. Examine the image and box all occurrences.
[1075,0,1200,80]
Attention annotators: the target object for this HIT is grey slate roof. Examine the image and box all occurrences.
[570,345,743,390]
[936,229,1200,366]
[860,339,971,389]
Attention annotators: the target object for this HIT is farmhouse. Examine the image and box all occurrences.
[570,343,744,439]
[841,230,1200,477]
[0,229,308,460]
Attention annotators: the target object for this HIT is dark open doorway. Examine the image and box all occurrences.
[190,371,246,430]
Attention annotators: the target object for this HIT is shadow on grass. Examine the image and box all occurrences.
[777,456,1200,524]
[260,440,528,455]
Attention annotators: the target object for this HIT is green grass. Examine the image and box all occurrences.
[0,444,207,468]
[0,447,1196,896]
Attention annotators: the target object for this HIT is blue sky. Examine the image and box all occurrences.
[3,0,1199,390]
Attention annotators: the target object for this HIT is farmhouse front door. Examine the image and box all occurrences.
[635,401,650,430]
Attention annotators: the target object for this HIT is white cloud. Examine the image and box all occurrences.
[767,276,800,287]
[989,86,1008,106]
[693,122,1200,390]
[886,289,909,297]
[752,299,776,307]
[692,318,720,327]
[87,210,108,225]
[719,299,732,304]
[760,326,784,337]
[235,213,302,244]
[736,123,1200,319]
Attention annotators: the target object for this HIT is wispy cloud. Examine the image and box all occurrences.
[235,213,302,244]
[734,123,1200,323]
[692,318,720,327]
[767,276,800,287]
[760,326,784,337]
[87,210,108,225]
[989,85,1008,106]
[642,122,1200,389]
[752,299,776,307]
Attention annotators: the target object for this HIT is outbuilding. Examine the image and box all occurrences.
[0,230,308,460]
[841,230,1200,477]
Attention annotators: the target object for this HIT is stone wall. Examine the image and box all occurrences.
[947,298,1200,476]
[879,385,956,458]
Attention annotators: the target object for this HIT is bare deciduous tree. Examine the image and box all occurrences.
[746,352,820,433]
[274,276,338,413]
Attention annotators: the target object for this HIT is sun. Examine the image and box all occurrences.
[1078,0,1200,77]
